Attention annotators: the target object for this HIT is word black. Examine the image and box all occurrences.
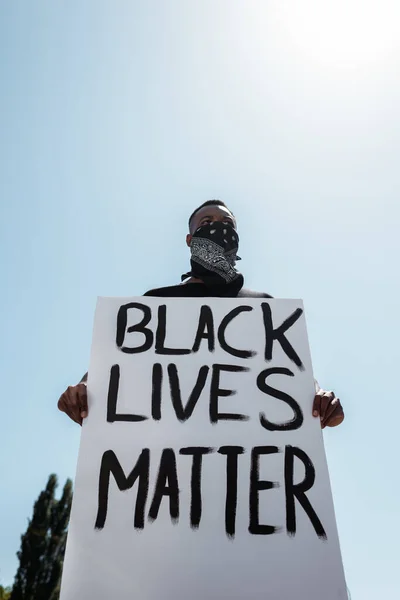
[116,302,304,369]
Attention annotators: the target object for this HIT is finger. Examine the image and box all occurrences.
[321,397,339,427]
[65,387,83,425]
[324,403,344,428]
[312,390,332,416]
[319,392,335,421]
[312,393,322,417]
[77,383,88,419]
[59,395,81,425]
[57,395,67,414]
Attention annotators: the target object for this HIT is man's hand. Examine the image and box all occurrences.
[57,383,88,425]
[313,389,344,429]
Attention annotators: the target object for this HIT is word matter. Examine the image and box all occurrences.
[95,444,326,540]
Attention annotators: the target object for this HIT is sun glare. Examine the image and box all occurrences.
[277,0,400,69]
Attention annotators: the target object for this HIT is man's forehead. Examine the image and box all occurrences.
[194,205,235,221]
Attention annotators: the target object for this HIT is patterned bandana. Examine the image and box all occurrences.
[182,222,244,291]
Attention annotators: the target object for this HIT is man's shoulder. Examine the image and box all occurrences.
[238,288,273,299]
[143,284,195,297]
[143,284,273,299]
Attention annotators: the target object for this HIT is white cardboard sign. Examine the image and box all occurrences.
[60,297,347,600]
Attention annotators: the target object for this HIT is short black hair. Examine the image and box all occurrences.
[188,200,234,228]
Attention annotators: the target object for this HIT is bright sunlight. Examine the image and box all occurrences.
[277,0,399,69]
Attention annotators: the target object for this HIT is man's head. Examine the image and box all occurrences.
[186,200,236,247]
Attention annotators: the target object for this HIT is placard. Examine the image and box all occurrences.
[60,297,347,600]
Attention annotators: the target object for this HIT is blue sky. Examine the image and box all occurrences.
[0,1,399,597]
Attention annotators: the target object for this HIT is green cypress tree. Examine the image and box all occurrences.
[0,585,11,600]
[36,480,73,600]
[10,475,73,600]
[10,475,57,600]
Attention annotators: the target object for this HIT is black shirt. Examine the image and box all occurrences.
[144,283,272,298]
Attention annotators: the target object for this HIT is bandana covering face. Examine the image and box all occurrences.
[182,221,244,292]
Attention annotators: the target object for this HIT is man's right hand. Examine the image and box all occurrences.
[57,383,88,425]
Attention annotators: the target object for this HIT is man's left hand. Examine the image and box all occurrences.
[313,390,344,429]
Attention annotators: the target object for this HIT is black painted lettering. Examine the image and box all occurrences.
[218,446,244,538]
[249,446,280,535]
[151,363,163,421]
[167,364,210,421]
[218,306,256,359]
[107,364,148,423]
[257,367,303,431]
[116,302,153,354]
[95,449,149,530]
[210,364,250,423]
[155,305,191,355]
[180,447,214,528]
[148,449,180,523]
[284,445,326,539]
[261,303,304,369]
[192,305,215,353]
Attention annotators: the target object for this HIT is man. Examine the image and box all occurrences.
[58,200,344,429]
